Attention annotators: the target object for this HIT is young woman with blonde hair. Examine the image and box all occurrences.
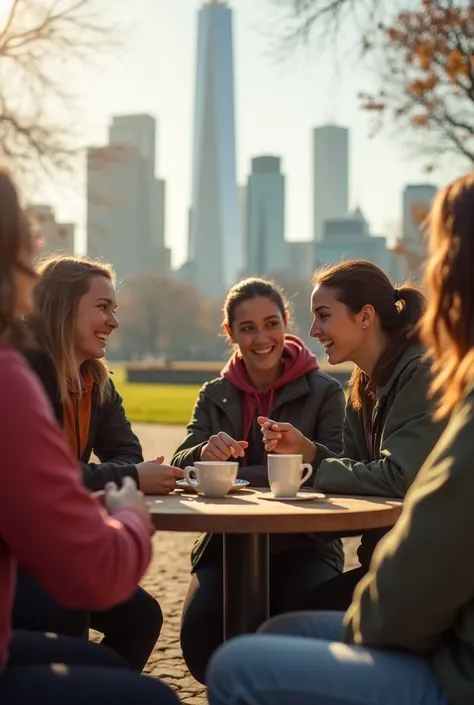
[12,254,183,671]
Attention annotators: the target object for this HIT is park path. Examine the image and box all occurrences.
[92,424,360,704]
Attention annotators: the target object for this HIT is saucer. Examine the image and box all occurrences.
[176,479,250,493]
[260,493,322,502]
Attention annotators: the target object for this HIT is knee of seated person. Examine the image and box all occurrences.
[206,636,256,686]
[141,593,163,636]
[180,621,211,684]
[259,611,345,641]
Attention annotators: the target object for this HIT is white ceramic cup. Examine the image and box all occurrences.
[267,454,313,498]
[184,461,239,498]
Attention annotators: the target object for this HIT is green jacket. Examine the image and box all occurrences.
[314,345,444,497]
[313,345,446,566]
[171,369,345,571]
[344,383,474,705]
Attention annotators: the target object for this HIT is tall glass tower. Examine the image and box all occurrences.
[189,0,239,299]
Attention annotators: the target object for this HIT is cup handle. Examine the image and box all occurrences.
[299,463,313,488]
[185,466,200,490]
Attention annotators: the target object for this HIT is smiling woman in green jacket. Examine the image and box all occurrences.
[206,172,474,705]
[259,259,445,610]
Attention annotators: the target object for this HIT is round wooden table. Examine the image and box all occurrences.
[148,488,402,640]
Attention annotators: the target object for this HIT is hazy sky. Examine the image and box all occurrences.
[33,0,465,266]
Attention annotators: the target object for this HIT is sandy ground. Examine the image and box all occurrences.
[91,424,360,704]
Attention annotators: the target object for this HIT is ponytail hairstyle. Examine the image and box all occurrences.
[313,260,426,410]
[422,173,474,419]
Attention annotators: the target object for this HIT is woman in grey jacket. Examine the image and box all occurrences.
[171,277,345,683]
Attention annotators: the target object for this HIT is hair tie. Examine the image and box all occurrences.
[393,288,401,302]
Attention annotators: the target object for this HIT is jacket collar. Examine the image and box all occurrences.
[205,374,311,413]
[377,344,426,404]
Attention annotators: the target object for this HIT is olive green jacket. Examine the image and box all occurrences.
[314,345,444,498]
[171,370,345,571]
[344,382,474,705]
[313,345,446,566]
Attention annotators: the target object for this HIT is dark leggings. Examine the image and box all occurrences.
[12,573,162,672]
[0,630,178,704]
[180,548,340,684]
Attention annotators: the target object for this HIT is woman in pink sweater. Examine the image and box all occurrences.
[0,172,178,703]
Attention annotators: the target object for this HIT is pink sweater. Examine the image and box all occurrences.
[0,341,152,672]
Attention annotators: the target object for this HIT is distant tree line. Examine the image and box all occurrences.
[108,271,319,362]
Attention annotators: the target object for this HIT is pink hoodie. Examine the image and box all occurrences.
[221,334,319,450]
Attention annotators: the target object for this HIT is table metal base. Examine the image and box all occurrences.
[223,533,269,640]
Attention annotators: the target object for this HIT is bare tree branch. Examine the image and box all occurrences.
[0,0,122,180]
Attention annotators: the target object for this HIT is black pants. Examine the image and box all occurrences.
[12,573,163,672]
[0,630,178,704]
[180,548,339,684]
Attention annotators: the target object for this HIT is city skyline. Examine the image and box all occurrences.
[33,0,464,269]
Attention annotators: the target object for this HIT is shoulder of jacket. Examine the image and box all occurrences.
[306,369,344,393]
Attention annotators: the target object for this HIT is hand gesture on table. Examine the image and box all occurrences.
[104,477,151,525]
[136,456,184,495]
[257,417,316,463]
[201,432,248,461]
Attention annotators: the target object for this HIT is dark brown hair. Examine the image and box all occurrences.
[313,260,426,410]
[0,167,35,346]
[28,255,115,405]
[223,277,290,333]
[422,173,474,419]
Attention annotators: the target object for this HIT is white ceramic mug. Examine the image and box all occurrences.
[267,454,313,498]
[184,461,238,498]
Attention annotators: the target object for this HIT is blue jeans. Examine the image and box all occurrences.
[206,611,448,705]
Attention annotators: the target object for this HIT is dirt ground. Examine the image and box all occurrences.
[92,424,360,704]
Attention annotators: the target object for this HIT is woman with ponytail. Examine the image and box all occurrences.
[259,260,446,610]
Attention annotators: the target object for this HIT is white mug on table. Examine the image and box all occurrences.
[267,454,313,498]
[184,461,238,498]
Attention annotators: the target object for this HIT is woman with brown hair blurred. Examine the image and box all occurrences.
[206,173,474,705]
[0,171,179,702]
[12,254,183,671]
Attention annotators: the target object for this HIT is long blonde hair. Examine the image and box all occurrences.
[422,173,474,419]
[28,254,115,405]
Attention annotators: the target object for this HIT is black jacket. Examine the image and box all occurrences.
[24,348,142,491]
[171,369,346,571]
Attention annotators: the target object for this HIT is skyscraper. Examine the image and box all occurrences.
[26,204,74,254]
[402,184,436,252]
[87,114,170,281]
[313,125,349,242]
[245,156,286,276]
[188,0,239,298]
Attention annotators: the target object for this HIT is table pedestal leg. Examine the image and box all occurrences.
[223,533,269,641]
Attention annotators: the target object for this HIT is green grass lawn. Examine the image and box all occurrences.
[111,363,349,426]
[111,365,199,425]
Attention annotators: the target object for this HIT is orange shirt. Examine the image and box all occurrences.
[62,373,94,459]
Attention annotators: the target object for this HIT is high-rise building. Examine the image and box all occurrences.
[402,184,436,251]
[188,0,239,298]
[316,208,399,280]
[245,156,286,276]
[87,114,170,281]
[313,125,349,242]
[109,114,156,181]
[26,204,74,254]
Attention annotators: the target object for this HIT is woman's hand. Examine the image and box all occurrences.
[201,432,249,461]
[136,457,184,495]
[257,416,317,463]
[104,477,151,525]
